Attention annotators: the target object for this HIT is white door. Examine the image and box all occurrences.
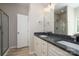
[17,14,28,48]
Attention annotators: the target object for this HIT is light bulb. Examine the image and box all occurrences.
[44,7,50,12]
[43,3,55,13]
[50,3,55,10]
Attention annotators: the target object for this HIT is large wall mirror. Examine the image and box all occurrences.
[54,3,79,35]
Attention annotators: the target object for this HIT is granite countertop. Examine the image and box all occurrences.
[34,32,79,56]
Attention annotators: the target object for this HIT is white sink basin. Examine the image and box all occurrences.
[40,35,48,37]
[57,41,79,51]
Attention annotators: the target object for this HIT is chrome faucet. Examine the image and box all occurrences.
[71,36,77,42]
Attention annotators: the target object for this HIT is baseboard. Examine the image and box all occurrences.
[10,46,17,49]
[17,46,29,48]
[29,51,37,56]
[3,48,10,56]
[29,50,35,55]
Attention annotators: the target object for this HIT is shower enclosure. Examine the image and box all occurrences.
[0,9,9,56]
[54,7,67,35]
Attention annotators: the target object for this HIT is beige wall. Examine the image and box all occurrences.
[74,7,79,33]
[67,6,75,35]
[0,4,29,48]
[28,3,54,52]
[28,3,44,52]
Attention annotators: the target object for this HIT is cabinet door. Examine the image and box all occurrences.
[34,36,42,56]
[48,43,60,56]
[48,43,72,56]
[41,39,47,56]
[37,38,42,56]
[34,36,38,55]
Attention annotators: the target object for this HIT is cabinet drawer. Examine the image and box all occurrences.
[34,36,42,56]
[41,40,47,45]
[48,43,72,56]
[48,51,59,56]
[41,39,48,56]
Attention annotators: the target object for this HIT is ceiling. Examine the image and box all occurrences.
[0,3,29,7]
[0,3,79,10]
[55,3,79,10]
[40,3,79,10]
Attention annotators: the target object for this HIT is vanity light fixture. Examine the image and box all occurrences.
[44,3,55,13]
[44,7,50,12]
[48,3,55,10]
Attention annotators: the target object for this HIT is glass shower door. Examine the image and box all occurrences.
[0,9,9,56]
[2,12,9,55]
[0,12,1,56]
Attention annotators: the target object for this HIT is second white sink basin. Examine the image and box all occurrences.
[57,41,79,51]
[40,35,48,37]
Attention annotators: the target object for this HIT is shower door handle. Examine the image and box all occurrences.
[1,31,3,35]
[0,26,2,29]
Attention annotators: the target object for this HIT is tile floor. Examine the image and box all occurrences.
[6,47,34,56]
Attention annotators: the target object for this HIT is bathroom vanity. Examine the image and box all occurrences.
[33,32,79,56]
